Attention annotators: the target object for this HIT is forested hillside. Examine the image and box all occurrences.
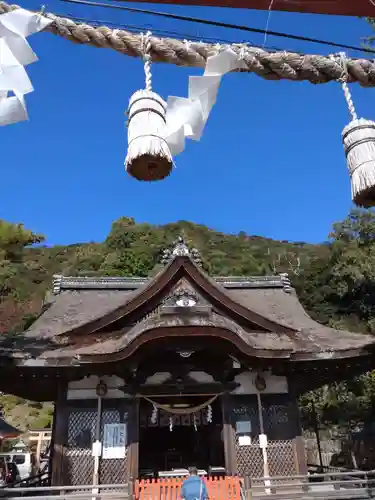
[1,210,375,431]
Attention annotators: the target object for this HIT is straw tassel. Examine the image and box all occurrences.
[338,53,375,207]
[125,31,173,181]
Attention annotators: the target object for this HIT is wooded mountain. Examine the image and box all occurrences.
[1,210,375,431]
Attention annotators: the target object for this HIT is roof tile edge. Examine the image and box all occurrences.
[52,273,292,292]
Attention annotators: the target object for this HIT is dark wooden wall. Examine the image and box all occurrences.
[51,387,138,486]
[225,393,304,478]
[51,383,306,484]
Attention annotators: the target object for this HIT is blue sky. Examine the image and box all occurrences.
[1,1,373,244]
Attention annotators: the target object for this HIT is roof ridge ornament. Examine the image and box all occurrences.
[279,273,292,294]
[161,235,202,266]
[52,274,63,295]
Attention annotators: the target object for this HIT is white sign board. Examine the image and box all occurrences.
[238,435,251,446]
[102,423,127,459]
[236,420,251,434]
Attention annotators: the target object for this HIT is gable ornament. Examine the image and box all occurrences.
[161,236,202,266]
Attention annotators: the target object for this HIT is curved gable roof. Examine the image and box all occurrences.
[19,237,375,365]
[25,256,296,340]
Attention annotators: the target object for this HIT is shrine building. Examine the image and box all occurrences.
[0,237,375,486]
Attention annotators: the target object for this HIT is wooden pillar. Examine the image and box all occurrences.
[293,436,308,475]
[51,382,69,485]
[221,395,237,476]
[127,398,139,481]
[287,377,307,475]
[49,409,56,477]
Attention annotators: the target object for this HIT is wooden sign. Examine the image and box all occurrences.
[102,423,126,459]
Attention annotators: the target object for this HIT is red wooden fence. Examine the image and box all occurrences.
[135,476,241,500]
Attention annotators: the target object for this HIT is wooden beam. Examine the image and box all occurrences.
[129,382,239,396]
[118,0,374,17]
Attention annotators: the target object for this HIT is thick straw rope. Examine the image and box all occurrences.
[141,394,220,415]
[338,53,358,121]
[2,1,375,86]
[143,31,152,92]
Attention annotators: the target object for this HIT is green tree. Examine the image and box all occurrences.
[100,250,154,277]
[0,220,44,261]
[298,210,375,430]
[297,209,375,334]
[105,217,137,250]
[364,19,375,48]
[329,209,375,333]
[0,221,45,303]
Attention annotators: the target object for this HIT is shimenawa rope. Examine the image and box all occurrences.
[141,394,220,415]
[1,1,375,86]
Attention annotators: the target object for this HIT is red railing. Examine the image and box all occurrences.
[135,476,241,500]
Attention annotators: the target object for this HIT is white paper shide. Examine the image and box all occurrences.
[102,423,127,459]
[0,8,51,126]
[165,48,246,155]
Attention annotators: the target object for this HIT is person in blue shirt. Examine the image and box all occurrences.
[180,467,208,500]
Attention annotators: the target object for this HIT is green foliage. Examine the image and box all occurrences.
[363,18,375,49]
[31,414,52,429]
[1,209,375,431]
[299,210,375,334]
[0,394,52,430]
[105,217,137,250]
[100,250,154,277]
[300,382,373,430]
[0,220,44,261]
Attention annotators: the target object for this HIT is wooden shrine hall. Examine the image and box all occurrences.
[0,237,375,486]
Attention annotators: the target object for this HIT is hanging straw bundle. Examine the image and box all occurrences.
[125,32,173,181]
[343,117,375,208]
[338,53,375,207]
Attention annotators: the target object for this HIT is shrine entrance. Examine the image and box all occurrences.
[138,396,225,478]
